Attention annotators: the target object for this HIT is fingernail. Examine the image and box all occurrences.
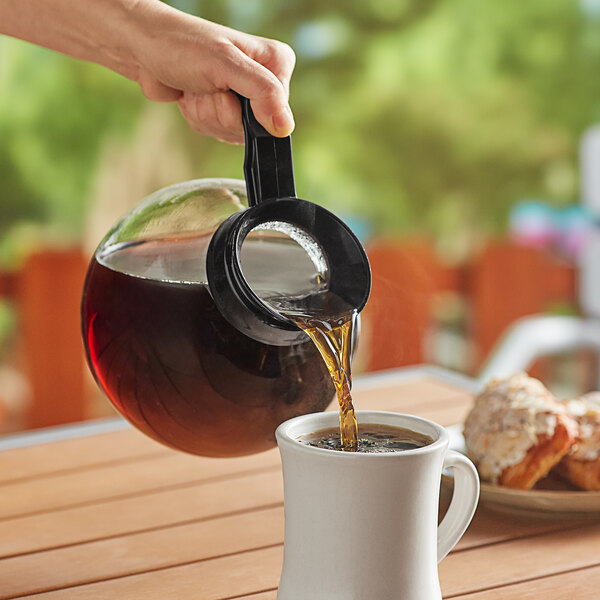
[272,106,295,136]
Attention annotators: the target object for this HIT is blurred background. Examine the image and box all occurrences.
[2,0,600,432]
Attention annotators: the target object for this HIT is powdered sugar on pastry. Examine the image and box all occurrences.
[464,372,573,483]
[563,393,600,461]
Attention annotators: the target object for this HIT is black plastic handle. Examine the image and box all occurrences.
[237,94,296,206]
[206,94,371,346]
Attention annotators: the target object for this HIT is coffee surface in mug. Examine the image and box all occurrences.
[297,423,434,453]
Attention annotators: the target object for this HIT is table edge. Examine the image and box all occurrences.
[0,365,477,451]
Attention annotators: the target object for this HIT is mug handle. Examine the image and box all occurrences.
[437,450,480,562]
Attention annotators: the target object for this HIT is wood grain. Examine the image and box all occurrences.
[0,507,284,598]
[0,381,473,521]
[0,376,470,485]
[5,546,284,600]
[440,521,600,596]
[0,469,283,558]
[448,563,600,599]
[0,447,279,519]
[3,373,594,600]
[452,504,578,551]
[11,521,600,600]
[0,427,166,485]
[229,594,277,600]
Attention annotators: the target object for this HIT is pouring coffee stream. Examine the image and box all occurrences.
[207,95,370,450]
[266,286,359,449]
[81,95,370,456]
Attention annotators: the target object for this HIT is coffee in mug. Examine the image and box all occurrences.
[298,423,433,453]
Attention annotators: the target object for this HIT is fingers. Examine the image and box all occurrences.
[136,11,297,142]
[227,36,296,137]
[178,90,244,144]
[234,36,296,95]
[143,37,295,141]
[221,45,295,138]
[271,41,296,91]
[138,72,183,103]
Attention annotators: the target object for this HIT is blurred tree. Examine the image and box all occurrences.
[0,36,143,259]
[177,0,600,244]
[0,147,46,234]
[2,0,600,263]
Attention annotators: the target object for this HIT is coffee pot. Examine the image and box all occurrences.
[81,97,371,457]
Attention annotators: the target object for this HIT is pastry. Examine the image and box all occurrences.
[557,393,600,490]
[464,372,578,490]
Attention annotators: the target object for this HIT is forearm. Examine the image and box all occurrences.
[0,0,169,80]
[0,0,296,140]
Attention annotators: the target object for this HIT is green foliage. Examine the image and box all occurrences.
[177,0,600,238]
[2,1,600,260]
[0,299,16,347]
[0,37,143,239]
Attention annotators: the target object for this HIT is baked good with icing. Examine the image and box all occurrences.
[464,373,578,490]
[556,393,600,490]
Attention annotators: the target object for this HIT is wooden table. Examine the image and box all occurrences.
[1,366,599,599]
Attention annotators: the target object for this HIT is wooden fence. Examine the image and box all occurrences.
[363,238,577,371]
[0,250,88,429]
[0,240,578,430]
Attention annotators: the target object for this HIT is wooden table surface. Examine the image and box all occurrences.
[1,366,599,599]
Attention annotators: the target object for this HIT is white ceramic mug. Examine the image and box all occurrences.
[275,410,479,600]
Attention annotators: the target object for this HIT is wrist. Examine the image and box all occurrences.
[124,1,199,86]
[99,0,165,82]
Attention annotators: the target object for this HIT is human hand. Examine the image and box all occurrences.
[133,5,296,144]
[0,0,294,144]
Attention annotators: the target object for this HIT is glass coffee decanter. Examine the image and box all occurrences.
[81,97,370,457]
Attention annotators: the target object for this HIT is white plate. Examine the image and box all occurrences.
[443,424,600,517]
